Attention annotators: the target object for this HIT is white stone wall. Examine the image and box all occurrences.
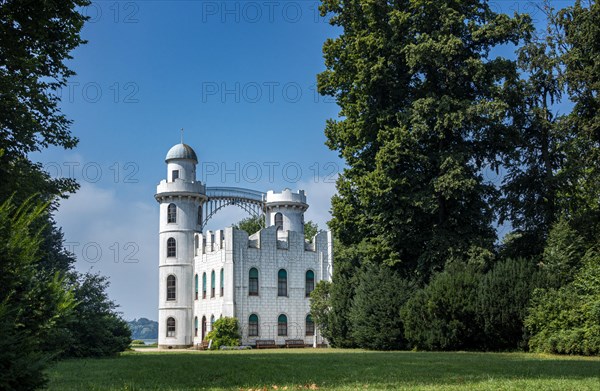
[189,226,333,347]
[157,167,204,348]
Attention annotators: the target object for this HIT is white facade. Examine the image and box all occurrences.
[155,143,333,349]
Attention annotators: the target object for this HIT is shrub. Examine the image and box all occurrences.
[402,264,483,350]
[350,264,414,350]
[205,317,241,350]
[477,258,541,350]
[526,249,600,355]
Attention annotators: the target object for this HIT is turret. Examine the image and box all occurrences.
[264,188,308,234]
[155,143,206,349]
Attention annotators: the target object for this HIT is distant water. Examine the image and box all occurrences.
[141,339,157,345]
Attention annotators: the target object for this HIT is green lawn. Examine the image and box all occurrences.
[47,349,600,391]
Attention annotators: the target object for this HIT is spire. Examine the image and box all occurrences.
[180,128,184,144]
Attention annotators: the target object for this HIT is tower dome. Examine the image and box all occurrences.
[165,143,198,163]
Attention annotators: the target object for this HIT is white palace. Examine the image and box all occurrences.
[155,143,333,349]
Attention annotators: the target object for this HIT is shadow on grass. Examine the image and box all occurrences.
[47,350,600,390]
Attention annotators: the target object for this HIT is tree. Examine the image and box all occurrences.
[233,215,320,240]
[304,221,319,240]
[499,13,565,257]
[350,264,413,350]
[318,0,532,280]
[0,197,75,391]
[526,248,600,355]
[556,1,600,223]
[233,215,264,235]
[50,273,131,358]
[477,258,541,350]
[309,280,332,342]
[205,317,241,349]
[401,264,483,351]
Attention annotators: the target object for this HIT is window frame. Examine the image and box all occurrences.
[248,314,259,337]
[167,203,177,224]
[166,317,176,337]
[306,314,315,336]
[277,314,288,336]
[211,270,215,298]
[166,275,176,301]
[278,269,288,297]
[305,270,315,297]
[249,267,259,296]
[166,237,176,258]
[220,268,224,297]
[202,272,207,299]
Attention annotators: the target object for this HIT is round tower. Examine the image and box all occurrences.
[155,143,206,349]
[265,188,308,233]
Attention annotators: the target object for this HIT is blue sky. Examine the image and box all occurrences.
[31,1,573,321]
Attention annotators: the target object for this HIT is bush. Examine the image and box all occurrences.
[350,264,414,350]
[205,317,241,350]
[402,264,483,350]
[477,258,541,350]
[526,249,600,355]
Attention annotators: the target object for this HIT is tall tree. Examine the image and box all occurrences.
[499,16,565,257]
[318,0,532,279]
[556,1,600,227]
[0,197,75,391]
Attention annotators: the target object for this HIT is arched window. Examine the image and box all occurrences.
[194,274,198,300]
[306,314,315,336]
[167,203,176,223]
[166,317,176,337]
[210,315,215,329]
[249,268,259,296]
[195,235,199,255]
[274,212,283,231]
[194,316,198,337]
[202,272,207,299]
[278,269,287,297]
[166,275,176,301]
[305,270,315,297]
[211,270,215,298]
[167,237,176,257]
[248,314,259,337]
[278,314,287,336]
[197,205,203,226]
[201,316,207,340]
[220,268,224,296]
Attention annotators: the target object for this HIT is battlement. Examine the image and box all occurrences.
[156,178,206,199]
[265,188,307,206]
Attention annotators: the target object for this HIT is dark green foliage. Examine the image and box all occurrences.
[319,0,531,278]
[0,0,88,159]
[402,265,483,351]
[0,198,75,391]
[128,318,159,340]
[350,265,414,350]
[541,217,587,287]
[233,215,320,241]
[477,258,541,350]
[304,221,319,241]
[205,317,241,349]
[233,215,264,235]
[526,249,600,355]
[309,280,332,342]
[51,273,131,358]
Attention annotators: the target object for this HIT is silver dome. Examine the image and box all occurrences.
[165,143,198,163]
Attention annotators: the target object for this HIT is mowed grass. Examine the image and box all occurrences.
[47,349,600,391]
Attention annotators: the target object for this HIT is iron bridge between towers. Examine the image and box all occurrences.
[202,187,266,228]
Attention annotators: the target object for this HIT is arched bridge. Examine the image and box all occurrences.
[202,187,266,228]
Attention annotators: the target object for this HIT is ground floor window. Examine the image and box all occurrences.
[278,314,287,336]
[249,314,259,337]
[166,317,176,337]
